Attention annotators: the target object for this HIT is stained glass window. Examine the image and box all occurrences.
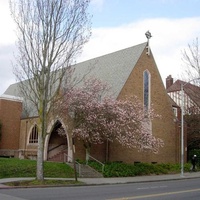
[143,70,151,109]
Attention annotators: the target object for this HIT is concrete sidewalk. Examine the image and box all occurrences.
[79,172,200,185]
[0,172,199,188]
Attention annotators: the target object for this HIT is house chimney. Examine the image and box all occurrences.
[166,75,173,89]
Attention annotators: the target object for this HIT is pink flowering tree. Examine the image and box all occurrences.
[59,78,164,161]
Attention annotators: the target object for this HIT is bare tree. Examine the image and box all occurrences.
[185,114,200,151]
[10,0,91,181]
[182,37,200,81]
[182,38,200,156]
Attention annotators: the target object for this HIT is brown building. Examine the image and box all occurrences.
[0,95,22,157]
[166,75,200,158]
[0,42,181,164]
[166,75,200,115]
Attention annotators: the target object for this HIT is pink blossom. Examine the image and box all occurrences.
[58,78,164,153]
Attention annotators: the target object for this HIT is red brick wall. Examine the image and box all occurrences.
[0,98,22,150]
[73,139,107,162]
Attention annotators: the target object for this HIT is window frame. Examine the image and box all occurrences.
[29,124,38,144]
[143,70,151,110]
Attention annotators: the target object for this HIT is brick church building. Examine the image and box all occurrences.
[0,42,182,164]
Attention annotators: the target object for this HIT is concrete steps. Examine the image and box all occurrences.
[48,150,67,162]
[67,163,103,178]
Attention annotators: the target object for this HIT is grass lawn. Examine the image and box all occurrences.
[0,158,78,186]
[0,157,194,187]
[0,158,75,179]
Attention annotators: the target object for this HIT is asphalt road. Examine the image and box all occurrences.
[1,178,200,200]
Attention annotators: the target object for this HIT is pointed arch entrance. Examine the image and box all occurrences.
[45,120,70,162]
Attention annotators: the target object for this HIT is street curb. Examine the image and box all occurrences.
[0,174,199,189]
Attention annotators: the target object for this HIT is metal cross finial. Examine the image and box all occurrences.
[145,30,152,39]
[145,31,152,56]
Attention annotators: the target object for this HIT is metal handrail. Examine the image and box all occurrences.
[48,143,66,153]
[87,155,105,172]
[64,153,81,175]
[64,153,105,174]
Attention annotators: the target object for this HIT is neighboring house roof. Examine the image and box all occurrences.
[3,42,148,117]
[167,79,200,108]
[168,96,179,108]
[166,80,182,93]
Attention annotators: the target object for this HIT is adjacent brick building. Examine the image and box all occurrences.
[0,95,22,157]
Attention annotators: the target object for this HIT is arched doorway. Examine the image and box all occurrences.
[47,120,68,162]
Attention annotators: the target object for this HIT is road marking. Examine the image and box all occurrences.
[137,186,167,190]
[107,188,200,200]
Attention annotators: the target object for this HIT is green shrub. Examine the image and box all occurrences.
[0,158,195,178]
[88,160,103,172]
[88,161,194,177]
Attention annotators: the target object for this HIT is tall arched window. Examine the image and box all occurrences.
[143,70,151,110]
[29,125,38,144]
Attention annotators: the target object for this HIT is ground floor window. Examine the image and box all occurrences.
[29,125,38,143]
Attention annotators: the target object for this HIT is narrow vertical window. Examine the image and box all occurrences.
[143,70,151,109]
[29,125,38,144]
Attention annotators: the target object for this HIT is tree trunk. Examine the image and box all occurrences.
[72,138,78,181]
[86,147,90,163]
[37,132,44,181]
[36,98,47,181]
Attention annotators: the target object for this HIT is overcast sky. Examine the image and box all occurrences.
[0,0,200,95]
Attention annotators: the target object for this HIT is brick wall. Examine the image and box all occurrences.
[19,118,39,159]
[0,97,22,155]
[108,48,179,164]
[9,47,180,164]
